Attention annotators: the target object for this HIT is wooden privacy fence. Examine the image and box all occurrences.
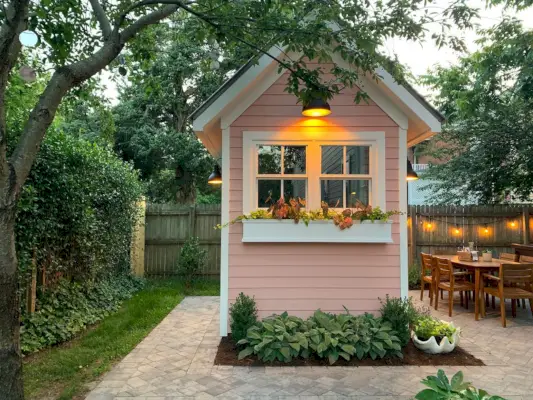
[408,204,532,266]
[143,203,533,276]
[144,203,221,276]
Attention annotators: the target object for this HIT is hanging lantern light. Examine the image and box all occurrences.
[302,98,331,117]
[208,164,222,185]
[407,159,419,181]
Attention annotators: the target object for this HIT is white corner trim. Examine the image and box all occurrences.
[242,131,386,214]
[376,67,442,133]
[193,46,286,132]
[220,127,230,336]
[399,127,408,298]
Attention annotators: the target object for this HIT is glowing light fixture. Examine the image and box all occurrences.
[407,160,419,181]
[302,98,331,117]
[510,220,516,227]
[454,226,460,235]
[483,224,489,234]
[208,164,222,185]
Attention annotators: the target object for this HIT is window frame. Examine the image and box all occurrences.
[243,131,386,214]
[256,144,308,208]
[319,144,372,210]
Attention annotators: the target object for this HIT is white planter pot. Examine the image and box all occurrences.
[412,323,460,354]
[241,219,394,243]
[482,253,493,262]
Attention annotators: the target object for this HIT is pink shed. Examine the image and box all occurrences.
[193,52,443,335]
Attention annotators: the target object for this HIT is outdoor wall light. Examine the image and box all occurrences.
[208,164,222,185]
[301,98,331,117]
[406,160,419,181]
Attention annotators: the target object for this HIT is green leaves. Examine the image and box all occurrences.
[415,370,506,400]
[21,275,144,354]
[237,308,404,365]
[176,237,208,287]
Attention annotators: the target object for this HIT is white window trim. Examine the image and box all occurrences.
[243,131,386,214]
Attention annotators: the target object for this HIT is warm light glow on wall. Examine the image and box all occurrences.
[508,220,517,229]
[452,226,461,236]
[480,224,490,235]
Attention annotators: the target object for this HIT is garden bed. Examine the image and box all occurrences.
[214,335,484,367]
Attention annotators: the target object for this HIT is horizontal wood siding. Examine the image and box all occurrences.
[228,68,401,319]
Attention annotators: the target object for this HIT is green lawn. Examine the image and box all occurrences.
[23,278,219,400]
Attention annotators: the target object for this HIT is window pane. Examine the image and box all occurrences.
[258,180,280,207]
[321,180,343,208]
[321,146,343,174]
[258,145,281,174]
[284,146,306,174]
[346,146,370,174]
[283,179,306,201]
[346,180,370,207]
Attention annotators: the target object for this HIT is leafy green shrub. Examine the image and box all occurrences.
[177,237,207,286]
[230,293,258,344]
[308,311,403,363]
[379,295,427,347]
[409,264,421,289]
[17,131,143,281]
[414,316,457,343]
[237,310,403,364]
[21,274,144,354]
[237,312,308,362]
[416,370,506,400]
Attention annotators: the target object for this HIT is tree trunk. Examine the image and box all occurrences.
[0,204,23,400]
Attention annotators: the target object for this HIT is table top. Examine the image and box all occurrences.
[433,255,519,269]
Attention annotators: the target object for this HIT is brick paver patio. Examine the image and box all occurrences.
[86,292,533,399]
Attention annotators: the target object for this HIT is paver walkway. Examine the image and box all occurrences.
[86,292,533,399]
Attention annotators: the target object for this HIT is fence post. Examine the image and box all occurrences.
[26,249,37,314]
[522,205,530,245]
[188,204,197,237]
[408,206,417,266]
[131,198,146,277]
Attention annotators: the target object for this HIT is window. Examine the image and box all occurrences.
[256,145,307,207]
[243,132,385,214]
[320,145,371,208]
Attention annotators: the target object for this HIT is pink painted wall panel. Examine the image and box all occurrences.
[227,65,401,320]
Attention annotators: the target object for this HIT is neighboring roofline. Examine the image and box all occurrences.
[192,53,445,129]
[403,82,445,122]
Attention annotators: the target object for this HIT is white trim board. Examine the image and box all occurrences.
[242,130,386,215]
[399,127,408,298]
[219,127,230,336]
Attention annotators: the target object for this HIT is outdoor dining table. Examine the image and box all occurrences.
[433,255,520,321]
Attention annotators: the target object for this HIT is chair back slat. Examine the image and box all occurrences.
[435,257,452,278]
[519,255,533,263]
[500,252,518,262]
[501,263,533,284]
[420,252,434,274]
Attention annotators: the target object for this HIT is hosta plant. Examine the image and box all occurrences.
[237,312,308,362]
[415,370,506,400]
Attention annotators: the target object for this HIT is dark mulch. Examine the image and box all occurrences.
[215,335,484,367]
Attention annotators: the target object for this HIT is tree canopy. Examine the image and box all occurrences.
[420,19,533,204]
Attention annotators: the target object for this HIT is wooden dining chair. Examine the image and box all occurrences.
[500,252,518,262]
[420,253,436,305]
[434,257,475,317]
[519,255,533,263]
[480,263,533,327]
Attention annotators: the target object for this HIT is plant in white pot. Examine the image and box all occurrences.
[482,249,493,262]
[412,316,460,354]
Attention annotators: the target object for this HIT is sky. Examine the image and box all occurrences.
[101,0,533,104]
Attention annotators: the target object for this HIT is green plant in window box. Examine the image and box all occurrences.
[216,197,401,231]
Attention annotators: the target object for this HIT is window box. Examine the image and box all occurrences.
[241,219,394,243]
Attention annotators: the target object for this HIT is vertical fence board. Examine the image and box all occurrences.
[144,203,221,277]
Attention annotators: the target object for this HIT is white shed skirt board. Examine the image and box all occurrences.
[241,219,394,243]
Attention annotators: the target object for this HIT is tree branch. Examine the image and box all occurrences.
[0,0,29,200]
[88,0,112,39]
[120,4,180,42]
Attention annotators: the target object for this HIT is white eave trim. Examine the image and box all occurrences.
[192,46,286,132]
[375,67,442,133]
